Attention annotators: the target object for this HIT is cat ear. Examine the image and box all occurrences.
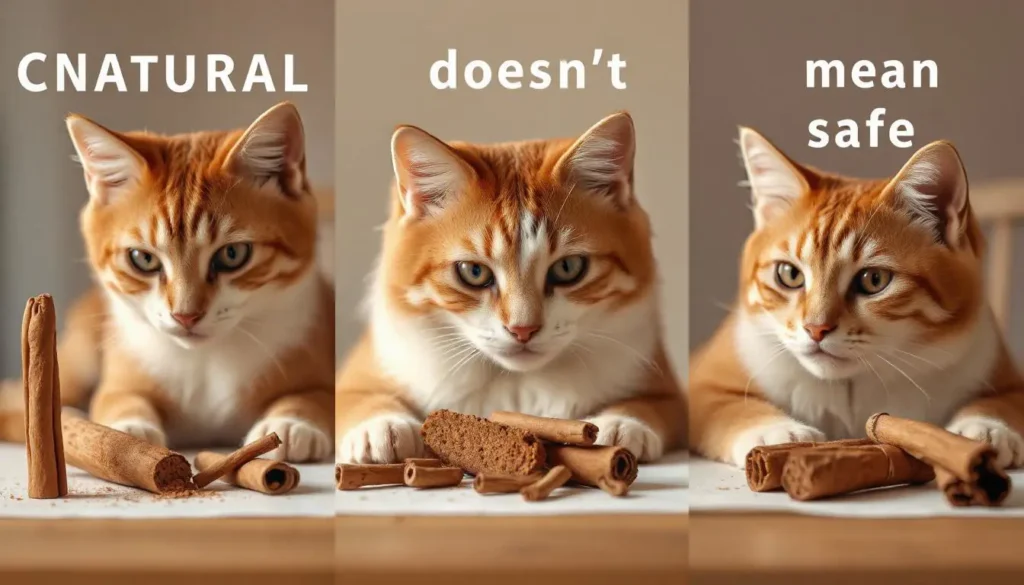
[738,127,809,229]
[883,140,969,246]
[224,101,307,196]
[390,125,473,218]
[65,115,147,205]
[555,112,636,207]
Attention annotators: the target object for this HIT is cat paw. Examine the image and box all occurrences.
[729,419,825,467]
[337,413,423,464]
[947,416,1024,469]
[108,418,167,447]
[587,414,664,462]
[246,417,332,463]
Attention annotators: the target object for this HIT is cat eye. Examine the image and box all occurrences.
[854,268,893,295]
[128,249,162,274]
[455,261,494,288]
[212,243,253,273]
[775,262,804,289]
[547,255,589,286]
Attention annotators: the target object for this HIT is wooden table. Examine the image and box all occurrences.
[691,512,1024,585]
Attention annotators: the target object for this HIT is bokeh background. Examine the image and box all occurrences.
[335,0,689,376]
[0,0,334,378]
[690,0,1024,357]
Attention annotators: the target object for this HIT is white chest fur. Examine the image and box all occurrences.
[734,311,1001,438]
[105,273,320,447]
[371,295,661,420]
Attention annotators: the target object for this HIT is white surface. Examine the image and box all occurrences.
[0,443,333,518]
[691,456,1024,518]
[336,450,688,515]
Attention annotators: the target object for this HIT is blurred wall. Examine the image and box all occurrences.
[691,0,1024,357]
[0,0,333,377]
[335,0,690,377]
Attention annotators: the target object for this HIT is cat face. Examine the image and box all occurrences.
[381,113,656,373]
[67,103,318,349]
[738,128,984,380]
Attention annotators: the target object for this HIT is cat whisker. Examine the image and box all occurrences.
[236,324,288,380]
[873,352,931,403]
[585,331,662,375]
[857,354,890,405]
[742,345,789,404]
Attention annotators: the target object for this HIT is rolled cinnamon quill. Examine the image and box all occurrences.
[546,444,637,496]
[23,295,67,499]
[867,412,1011,506]
[746,438,874,492]
[404,465,464,488]
[781,444,935,501]
[61,413,194,493]
[335,463,405,490]
[194,452,299,495]
[473,472,545,494]
[404,458,442,468]
[521,465,572,501]
[192,433,282,489]
[490,411,598,446]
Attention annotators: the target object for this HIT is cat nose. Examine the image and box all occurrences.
[505,324,541,343]
[172,312,206,330]
[804,322,837,343]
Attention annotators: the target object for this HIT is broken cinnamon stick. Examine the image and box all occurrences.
[194,452,300,495]
[23,295,67,499]
[192,433,282,489]
[473,472,545,494]
[521,465,572,501]
[335,463,405,490]
[61,412,193,493]
[490,411,598,446]
[546,444,637,496]
[781,443,935,501]
[404,465,465,488]
[421,409,546,476]
[746,438,875,492]
[867,412,1011,506]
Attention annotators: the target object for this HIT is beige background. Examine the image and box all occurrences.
[335,0,690,376]
[0,0,333,378]
[690,0,1024,357]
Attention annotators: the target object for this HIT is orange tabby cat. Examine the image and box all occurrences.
[690,128,1024,468]
[7,102,336,462]
[335,113,686,463]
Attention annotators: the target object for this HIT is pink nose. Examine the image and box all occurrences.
[172,312,205,330]
[804,322,836,343]
[505,324,541,343]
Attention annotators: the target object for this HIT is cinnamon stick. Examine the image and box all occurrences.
[194,452,299,495]
[404,465,464,488]
[473,472,545,494]
[546,444,637,496]
[490,411,598,446]
[335,463,405,490]
[521,465,572,501]
[404,457,442,468]
[781,444,935,501]
[61,412,194,493]
[867,412,1011,506]
[192,433,282,489]
[746,438,874,492]
[23,295,67,499]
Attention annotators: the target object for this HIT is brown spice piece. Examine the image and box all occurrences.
[546,444,637,496]
[781,443,935,501]
[61,412,194,493]
[867,413,1011,506]
[195,452,300,495]
[404,458,442,468]
[521,465,573,501]
[746,438,875,492]
[404,465,465,488]
[489,411,598,446]
[421,409,546,476]
[473,472,545,494]
[22,295,68,499]
[335,463,405,490]
[192,433,282,489]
